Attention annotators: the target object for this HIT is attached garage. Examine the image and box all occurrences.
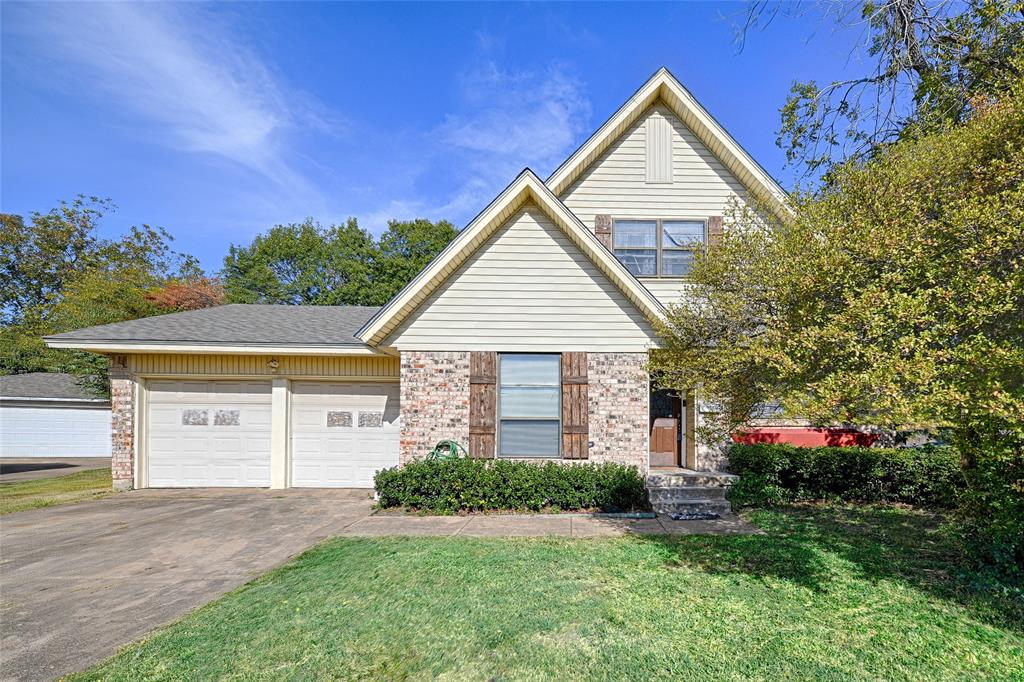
[290,381,400,487]
[146,380,273,487]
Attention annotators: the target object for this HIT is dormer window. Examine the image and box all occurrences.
[613,219,706,278]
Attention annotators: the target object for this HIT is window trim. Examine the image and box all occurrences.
[496,353,562,459]
[612,218,707,279]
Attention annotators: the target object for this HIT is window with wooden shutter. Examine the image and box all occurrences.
[469,351,496,459]
[561,352,588,460]
[497,354,561,458]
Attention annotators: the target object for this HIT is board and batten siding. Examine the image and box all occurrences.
[127,354,399,379]
[384,202,660,352]
[560,103,747,306]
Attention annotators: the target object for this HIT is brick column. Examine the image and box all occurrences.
[587,352,649,473]
[399,351,470,464]
[108,354,136,490]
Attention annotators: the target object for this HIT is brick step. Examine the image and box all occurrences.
[647,485,728,502]
[650,499,733,517]
[646,471,739,488]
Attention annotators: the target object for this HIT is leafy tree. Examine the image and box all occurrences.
[740,0,1024,176]
[0,197,207,392]
[222,217,457,306]
[371,218,459,305]
[145,278,225,311]
[651,77,1024,578]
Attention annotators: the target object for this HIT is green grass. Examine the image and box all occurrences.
[0,467,113,515]
[73,504,1023,681]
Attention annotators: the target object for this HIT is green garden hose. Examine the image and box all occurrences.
[426,439,468,460]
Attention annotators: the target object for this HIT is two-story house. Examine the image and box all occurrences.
[45,68,789,492]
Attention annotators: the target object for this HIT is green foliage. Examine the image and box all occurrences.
[374,459,647,514]
[1,197,204,394]
[768,0,1024,175]
[726,444,963,509]
[221,217,457,306]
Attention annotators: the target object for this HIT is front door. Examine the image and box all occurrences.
[650,387,682,467]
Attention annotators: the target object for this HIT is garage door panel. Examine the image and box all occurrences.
[146,380,272,488]
[290,382,399,488]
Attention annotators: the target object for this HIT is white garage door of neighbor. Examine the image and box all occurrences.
[147,380,272,487]
[291,381,400,488]
[0,404,112,457]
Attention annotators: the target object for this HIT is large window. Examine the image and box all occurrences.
[613,219,706,277]
[498,354,560,458]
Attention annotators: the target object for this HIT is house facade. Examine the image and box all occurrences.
[45,68,788,491]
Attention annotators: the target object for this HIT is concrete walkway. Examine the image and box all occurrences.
[345,511,758,537]
[0,458,110,482]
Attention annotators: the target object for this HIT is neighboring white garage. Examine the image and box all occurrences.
[291,381,400,487]
[146,380,273,487]
[0,373,111,458]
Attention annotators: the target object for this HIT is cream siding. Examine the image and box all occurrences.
[384,202,660,352]
[560,102,748,229]
[639,279,694,307]
[127,354,399,379]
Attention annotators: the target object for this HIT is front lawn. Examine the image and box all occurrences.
[0,467,113,515]
[74,504,1023,681]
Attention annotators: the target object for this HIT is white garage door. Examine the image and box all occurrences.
[0,404,111,457]
[147,380,272,487]
[291,381,400,488]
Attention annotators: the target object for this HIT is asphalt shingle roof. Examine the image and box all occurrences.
[0,373,107,401]
[44,304,380,347]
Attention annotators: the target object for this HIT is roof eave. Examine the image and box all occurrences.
[43,339,390,356]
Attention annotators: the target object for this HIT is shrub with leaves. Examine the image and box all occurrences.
[374,459,648,514]
[726,444,963,509]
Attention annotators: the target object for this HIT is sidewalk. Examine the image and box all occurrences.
[341,511,759,537]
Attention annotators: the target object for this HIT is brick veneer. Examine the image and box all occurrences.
[399,351,470,464]
[587,352,649,472]
[108,354,135,490]
[398,351,650,472]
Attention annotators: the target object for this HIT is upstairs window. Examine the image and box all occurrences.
[613,219,706,278]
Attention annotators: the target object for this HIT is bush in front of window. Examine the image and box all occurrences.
[726,443,963,509]
[374,459,648,514]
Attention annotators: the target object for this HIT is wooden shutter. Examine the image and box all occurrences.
[561,352,589,460]
[708,216,724,246]
[595,215,612,251]
[469,351,496,459]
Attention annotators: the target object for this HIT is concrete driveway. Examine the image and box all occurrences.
[0,458,111,482]
[0,488,374,682]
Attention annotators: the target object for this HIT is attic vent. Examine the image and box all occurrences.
[645,113,673,184]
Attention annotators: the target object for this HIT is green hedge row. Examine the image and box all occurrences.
[726,443,963,508]
[374,459,648,514]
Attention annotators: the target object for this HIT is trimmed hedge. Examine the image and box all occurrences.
[374,459,648,514]
[727,443,963,509]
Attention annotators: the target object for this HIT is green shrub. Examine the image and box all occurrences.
[374,459,648,514]
[726,444,963,509]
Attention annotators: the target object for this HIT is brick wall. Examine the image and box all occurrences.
[587,352,649,473]
[399,351,470,464]
[108,354,135,490]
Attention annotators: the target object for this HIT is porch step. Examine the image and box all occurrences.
[646,471,739,488]
[647,485,728,502]
[646,469,738,517]
[649,499,734,517]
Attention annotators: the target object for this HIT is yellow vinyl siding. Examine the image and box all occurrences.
[560,103,748,231]
[127,354,399,378]
[384,202,660,352]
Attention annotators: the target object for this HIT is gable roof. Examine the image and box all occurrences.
[357,169,666,346]
[45,304,384,355]
[546,67,791,217]
[0,373,107,402]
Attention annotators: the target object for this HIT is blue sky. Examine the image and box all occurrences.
[2,2,866,273]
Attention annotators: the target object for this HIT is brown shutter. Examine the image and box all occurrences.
[595,215,612,251]
[469,351,496,459]
[708,216,724,246]
[561,352,589,460]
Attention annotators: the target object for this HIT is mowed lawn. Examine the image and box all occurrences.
[74,505,1023,681]
[0,467,113,515]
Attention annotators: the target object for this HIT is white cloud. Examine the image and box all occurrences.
[5,2,332,203]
